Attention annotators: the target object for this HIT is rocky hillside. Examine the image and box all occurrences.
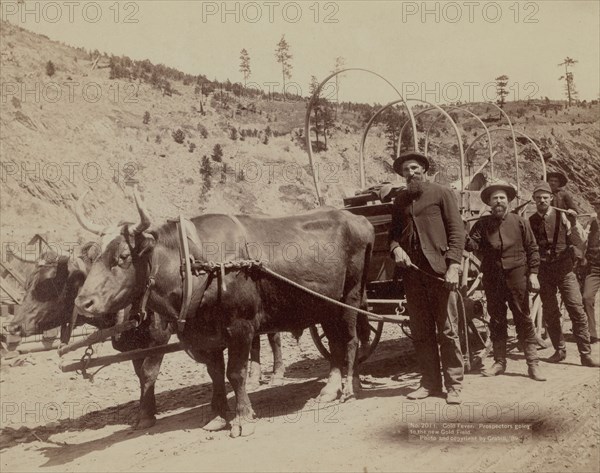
[1,21,599,251]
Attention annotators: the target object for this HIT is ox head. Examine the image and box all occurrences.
[7,251,88,337]
[75,189,156,317]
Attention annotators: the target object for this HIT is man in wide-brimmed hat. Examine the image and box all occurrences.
[546,171,579,217]
[466,180,546,381]
[389,151,465,404]
[582,197,600,344]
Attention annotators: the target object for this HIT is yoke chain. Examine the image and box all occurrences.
[189,258,264,276]
[188,258,383,321]
[77,345,95,381]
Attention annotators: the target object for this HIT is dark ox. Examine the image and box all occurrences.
[7,195,285,429]
[7,244,171,430]
[75,192,374,437]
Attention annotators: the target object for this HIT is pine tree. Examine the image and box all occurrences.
[200,155,212,191]
[46,60,55,77]
[558,57,578,107]
[239,49,251,88]
[211,144,223,162]
[495,75,509,108]
[275,35,293,100]
[172,129,185,144]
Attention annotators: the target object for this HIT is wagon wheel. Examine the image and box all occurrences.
[531,292,568,350]
[460,253,491,372]
[309,320,384,363]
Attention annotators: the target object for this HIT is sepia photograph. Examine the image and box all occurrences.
[0,1,599,471]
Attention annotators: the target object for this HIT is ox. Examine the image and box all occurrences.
[6,205,285,430]
[6,244,171,430]
[75,191,374,437]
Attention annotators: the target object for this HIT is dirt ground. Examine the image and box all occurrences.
[1,322,599,473]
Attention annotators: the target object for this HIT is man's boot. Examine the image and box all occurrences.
[580,354,600,367]
[575,335,600,367]
[525,342,546,381]
[547,348,566,363]
[482,340,506,377]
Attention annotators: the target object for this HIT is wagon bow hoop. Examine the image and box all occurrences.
[304,68,417,205]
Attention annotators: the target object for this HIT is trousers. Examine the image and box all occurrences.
[482,264,537,345]
[539,257,591,355]
[404,255,464,392]
[582,264,600,340]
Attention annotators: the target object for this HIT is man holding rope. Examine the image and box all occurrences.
[389,151,465,405]
[466,181,546,381]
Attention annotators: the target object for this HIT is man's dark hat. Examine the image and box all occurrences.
[546,171,568,187]
[480,180,517,206]
[392,151,430,175]
[532,181,553,196]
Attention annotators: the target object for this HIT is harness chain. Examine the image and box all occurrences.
[188,258,383,321]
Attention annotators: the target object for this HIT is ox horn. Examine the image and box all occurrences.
[131,187,151,234]
[75,190,105,236]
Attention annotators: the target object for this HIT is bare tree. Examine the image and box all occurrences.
[239,48,251,88]
[275,35,293,100]
[331,56,346,118]
[558,57,578,107]
[309,76,323,147]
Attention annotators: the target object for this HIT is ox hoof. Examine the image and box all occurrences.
[340,394,355,403]
[269,374,285,387]
[358,343,371,361]
[230,419,257,438]
[340,390,356,403]
[134,416,156,430]
[203,416,228,432]
[316,389,341,404]
[246,371,262,392]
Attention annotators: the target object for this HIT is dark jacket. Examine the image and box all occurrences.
[467,213,540,275]
[389,182,465,275]
[529,209,570,263]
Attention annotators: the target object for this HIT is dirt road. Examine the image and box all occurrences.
[1,324,599,472]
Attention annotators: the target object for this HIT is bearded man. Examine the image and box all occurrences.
[467,181,546,381]
[388,152,465,404]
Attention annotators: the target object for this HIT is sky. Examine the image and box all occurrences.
[2,0,599,105]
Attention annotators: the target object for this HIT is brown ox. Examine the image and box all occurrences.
[6,245,171,430]
[75,191,374,437]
